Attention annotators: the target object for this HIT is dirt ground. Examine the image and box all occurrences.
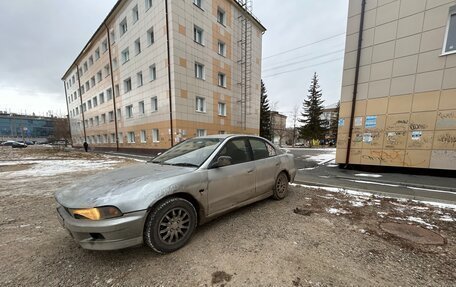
[0,146,455,286]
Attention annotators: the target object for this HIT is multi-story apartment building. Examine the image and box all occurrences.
[337,0,456,171]
[62,0,265,151]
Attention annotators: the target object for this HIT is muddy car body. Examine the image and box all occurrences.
[55,135,296,253]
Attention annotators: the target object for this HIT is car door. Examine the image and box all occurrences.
[249,138,280,196]
[207,138,256,215]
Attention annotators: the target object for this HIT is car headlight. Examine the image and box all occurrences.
[68,206,123,220]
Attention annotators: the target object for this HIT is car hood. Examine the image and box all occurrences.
[55,163,196,211]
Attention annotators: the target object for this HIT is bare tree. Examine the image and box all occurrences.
[51,118,71,146]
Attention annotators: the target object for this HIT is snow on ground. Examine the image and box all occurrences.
[355,173,383,178]
[306,150,336,165]
[0,159,122,178]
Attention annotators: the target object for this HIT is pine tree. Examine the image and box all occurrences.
[259,80,272,140]
[298,73,326,146]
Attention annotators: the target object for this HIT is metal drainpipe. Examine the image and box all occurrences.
[165,0,174,147]
[63,81,73,145]
[345,0,366,166]
[105,23,120,152]
[76,64,87,143]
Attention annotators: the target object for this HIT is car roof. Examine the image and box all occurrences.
[197,134,265,140]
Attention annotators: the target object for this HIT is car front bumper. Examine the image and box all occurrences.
[56,206,147,250]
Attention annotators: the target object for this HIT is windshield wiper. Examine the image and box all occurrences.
[170,163,199,167]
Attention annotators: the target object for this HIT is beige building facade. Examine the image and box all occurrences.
[63,0,265,151]
[337,0,456,170]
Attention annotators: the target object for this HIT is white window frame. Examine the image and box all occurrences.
[442,6,456,55]
[193,0,202,8]
[139,101,145,114]
[152,129,160,142]
[127,132,135,143]
[110,133,116,143]
[196,96,206,113]
[126,105,134,118]
[140,130,147,143]
[137,71,143,87]
[218,41,226,56]
[147,27,155,46]
[121,48,130,64]
[149,64,157,81]
[132,5,139,23]
[195,63,204,79]
[196,129,207,137]
[134,38,141,55]
[109,111,114,122]
[217,8,226,26]
[124,77,132,93]
[145,0,153,10]
[120,18,128,36]
[218,102,226,116]
[95,48,100,60]
[151,96,158,112]
[99,92,105,104]
[107,88,113,101]
[193,25,204,45]
[218,73,226,87]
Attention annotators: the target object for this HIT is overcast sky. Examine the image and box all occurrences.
[0,0,348,122]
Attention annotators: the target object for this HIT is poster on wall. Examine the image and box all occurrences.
[354,117,363,127]
[365,116,377,128]
[338,118,345,127]
[411,131,422,141]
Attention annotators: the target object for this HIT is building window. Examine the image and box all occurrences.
[89,118,93,127]
[79,67,83,76]
[119,18,128,36]
[149,64,157,81]
[219,130,226,134]
[92,96,98,107]
[218,102,226,116]
[110,30,116,44]
[140,130,147,143]
[139,101,145,114]
[101,113,106,124]
[115,84,120,97]
[147,27,155,46]
[193,0,202,8]
[107,88,112,100]
[99,92,105,104]
[121,48,130,64]
[217,8,226,25]
[151,96,158,112]
[96,71,102,82]
[85,81,90,91]
[102,39,108,53]
[104,64,110,77]
[196,96,206,112]
[95,116,99,126]
[443,7,456,54]
[196,129,207,137]
[109,111,114,122]
[88,100,92,109]
[137,71,143,87]
[75,107,79,115]
[218,41,226,56]
[118,132,123,143]
[152,129,159,142]
[81,86,85,95]
[126,105,133,118]
[117,108,122,120]
[127,132,135,143]
[195,63,204,79]
[145,0,153,10]
[218,73,226,87]
[95,48,100,60]
[83,62,88,72]
[124,78,132,93]
[90,77,95,87]
[110,133,116,143]
[83,103,87,112]
[134,38,141,55]
[132,5,139,23]
[113,58,118,69]
[88,56,93,66]
[194,25,204,45]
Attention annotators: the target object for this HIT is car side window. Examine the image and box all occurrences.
[249,139,275,160]
[217,139,252,165]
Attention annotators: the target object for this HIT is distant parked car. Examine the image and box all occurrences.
[55,135,296,253]
[1,140,16,146]
[12,142,27,148]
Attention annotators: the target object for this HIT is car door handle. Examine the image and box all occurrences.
[275,162,280,167]
[247,169,255,173]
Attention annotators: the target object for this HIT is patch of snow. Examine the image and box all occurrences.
[406,216,437,229]
[350,200,364,207]
[299,167,316,171]
[407,186,455,195]
[306,152,336,165]
[2,159,121,178]
[348,179,399,187]
[326,208,350,215]
[412,200,456,211]
[439,215,455,222]
[354,173,383,178]
[326,164,338,167]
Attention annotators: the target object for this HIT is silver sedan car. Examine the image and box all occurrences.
[55,135,296,253]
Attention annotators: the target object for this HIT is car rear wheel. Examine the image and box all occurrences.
[272,172,289,200]
[144,197,197,254]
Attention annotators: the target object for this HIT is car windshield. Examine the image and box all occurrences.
[152,138,223,167]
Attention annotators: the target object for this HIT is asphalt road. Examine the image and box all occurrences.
[286,147,456,204]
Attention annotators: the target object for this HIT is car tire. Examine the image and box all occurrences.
[272,172,289,200]
[144,197,197,254]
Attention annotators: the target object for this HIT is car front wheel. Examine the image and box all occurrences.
[272,172,289,200]
[144,197,197,254]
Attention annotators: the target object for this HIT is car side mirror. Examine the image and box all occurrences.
[211,156,232,168]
